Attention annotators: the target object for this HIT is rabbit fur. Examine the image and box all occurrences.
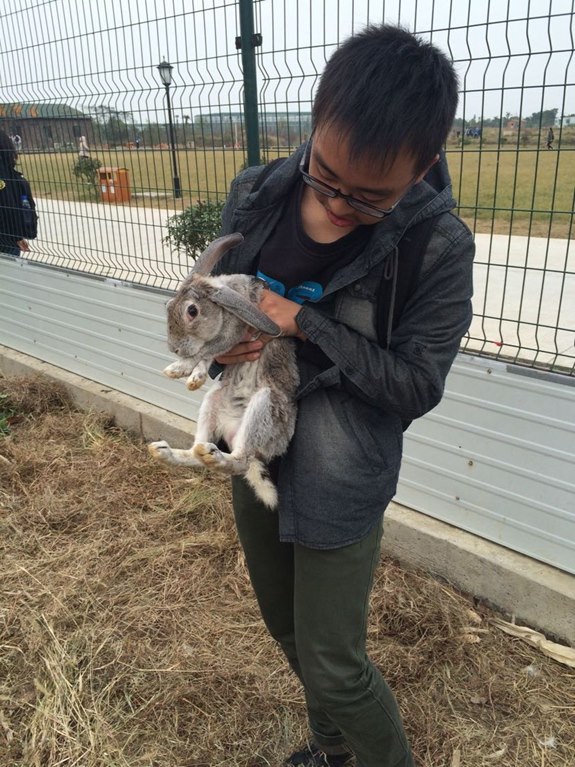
[148,232,299,508]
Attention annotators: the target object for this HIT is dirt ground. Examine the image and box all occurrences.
[1,375,574,767]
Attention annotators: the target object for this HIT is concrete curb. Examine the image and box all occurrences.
[1,344,574,646]
[381,505,575,645]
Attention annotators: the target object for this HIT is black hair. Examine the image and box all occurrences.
[312,24,459,175]
[0,128,18,171]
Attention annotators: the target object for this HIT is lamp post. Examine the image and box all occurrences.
[183,114,190,149]
[156,59,181,199]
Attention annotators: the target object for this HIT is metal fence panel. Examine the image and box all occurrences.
[0,0,573,374]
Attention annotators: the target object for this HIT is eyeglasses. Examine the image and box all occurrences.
[299,138,408,219]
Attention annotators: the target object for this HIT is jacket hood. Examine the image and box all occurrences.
[394,151,457,229]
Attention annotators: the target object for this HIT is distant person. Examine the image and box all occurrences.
[546,127,554,149]
[135,137,141,150]
[78,135,90,159]
[12,133,22,152]
[0,128,38,256]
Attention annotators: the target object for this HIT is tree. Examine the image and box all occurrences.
[94,106,133,146]
[140,123,165,147]
[524,108,558,129]
[71,156,102,200]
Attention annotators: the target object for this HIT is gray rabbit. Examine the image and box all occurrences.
[148,232,299,508]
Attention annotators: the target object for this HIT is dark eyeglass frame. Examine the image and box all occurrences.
[299,137,410,219]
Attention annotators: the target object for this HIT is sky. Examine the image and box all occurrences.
[0,0,573,125]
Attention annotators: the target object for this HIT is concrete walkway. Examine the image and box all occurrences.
[26,197,575,369]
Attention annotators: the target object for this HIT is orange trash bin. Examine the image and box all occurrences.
[99,167,131,203]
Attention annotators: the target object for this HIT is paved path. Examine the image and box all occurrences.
[28,198,183,290]
[25,197,574,370]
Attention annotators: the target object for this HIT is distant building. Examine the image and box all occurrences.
[502,117,527,138]
[195,111,312,147]
[559,114,575,127]
[0,102,94,151]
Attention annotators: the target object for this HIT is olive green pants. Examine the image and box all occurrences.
[232,478,415,767]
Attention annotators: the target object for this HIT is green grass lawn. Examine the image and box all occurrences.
[18,141,575,239]
[447,145,575,238]
[20,147,250,207]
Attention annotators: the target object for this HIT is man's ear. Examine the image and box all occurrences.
[415,153,440,184]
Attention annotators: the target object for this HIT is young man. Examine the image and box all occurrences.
[212,24,474,767]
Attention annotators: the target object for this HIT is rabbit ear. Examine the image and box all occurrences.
[209,286,282,336]
[192,232,244,276]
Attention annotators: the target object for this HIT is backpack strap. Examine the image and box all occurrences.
[376,215,439,349]
[377,215,439,431]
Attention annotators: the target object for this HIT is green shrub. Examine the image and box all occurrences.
[164,199,225,260]
[71,157,102,199]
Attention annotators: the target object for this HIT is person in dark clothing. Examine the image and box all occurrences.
[0,128,37,256]
[546,127,555,149]
[208,25,474,767]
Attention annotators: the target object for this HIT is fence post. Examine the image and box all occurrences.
[237,0,261,166]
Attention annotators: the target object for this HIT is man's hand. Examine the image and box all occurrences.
[258,290,306,340]
[214,335,264,365]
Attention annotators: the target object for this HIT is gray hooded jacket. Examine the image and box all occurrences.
[216,144,474,548]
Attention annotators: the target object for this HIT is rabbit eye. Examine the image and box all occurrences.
[187,304,199,319]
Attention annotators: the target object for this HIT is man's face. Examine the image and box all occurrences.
[305,125,430,230]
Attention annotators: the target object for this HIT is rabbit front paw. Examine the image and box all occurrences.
[186,371,208,390]
[163,360,193,379]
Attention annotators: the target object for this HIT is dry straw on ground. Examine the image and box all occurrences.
[0,375,573,767]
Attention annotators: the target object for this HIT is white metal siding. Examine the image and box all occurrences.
[0,256,204,421]
[1,256,574,574]
[397,356,575,575]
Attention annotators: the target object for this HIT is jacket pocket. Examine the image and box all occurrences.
[339,394,403,475]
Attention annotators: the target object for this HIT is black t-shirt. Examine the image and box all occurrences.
[257,180,371,304]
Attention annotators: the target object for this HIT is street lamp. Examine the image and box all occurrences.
[183,114,190,149]
[156,59,181,199]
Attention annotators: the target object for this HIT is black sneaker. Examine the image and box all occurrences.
[284,743,354,767]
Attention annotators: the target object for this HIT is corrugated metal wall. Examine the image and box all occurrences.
[397,355,575,575]
[0,255,202,419]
